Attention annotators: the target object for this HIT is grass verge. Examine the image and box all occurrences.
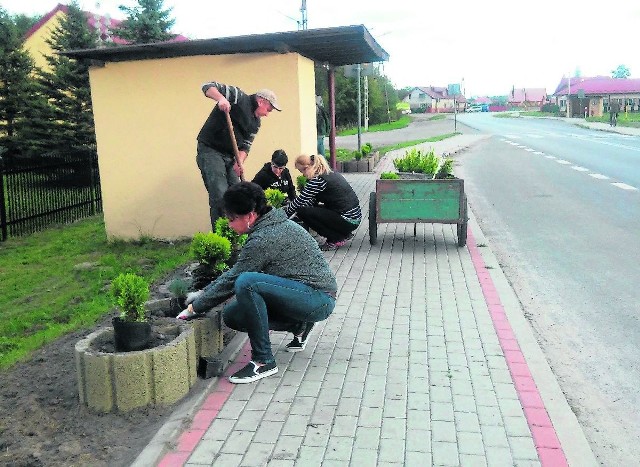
[0,215,191,370]
[337,115,411,136]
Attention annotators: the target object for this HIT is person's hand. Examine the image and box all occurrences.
[217,96,230,113]
[185,290,203,305]
[233,161,244,177]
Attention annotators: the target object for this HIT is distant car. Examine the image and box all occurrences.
[465,105,482,112]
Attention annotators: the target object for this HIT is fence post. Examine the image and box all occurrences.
[0,156,7,241]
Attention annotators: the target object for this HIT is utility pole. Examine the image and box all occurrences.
[356,64,362,152]
[364,75,369,131]
[299,0,307,30]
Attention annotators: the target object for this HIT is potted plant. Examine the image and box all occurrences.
[393,147,439,178]
[296,175,307,192]
[214,217,247,265]
[168,277,191,315]
[111,272,151,352]
[190,232,231,289]
[264,188,287,208]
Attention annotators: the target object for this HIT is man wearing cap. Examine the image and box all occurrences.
[196,82,281,228]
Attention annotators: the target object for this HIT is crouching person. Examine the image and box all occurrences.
[178,182,337,384]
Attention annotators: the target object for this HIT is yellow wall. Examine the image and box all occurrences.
[22,11,64,71]
[88,52,316,239]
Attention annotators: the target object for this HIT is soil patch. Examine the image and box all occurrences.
[0,265,236,467]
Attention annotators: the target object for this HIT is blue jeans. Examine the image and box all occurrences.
[196,142,239,229]
[223,272,336,364]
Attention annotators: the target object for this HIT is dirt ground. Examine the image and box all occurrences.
[0,267,235,467]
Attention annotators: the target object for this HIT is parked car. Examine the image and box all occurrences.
[466,105,482,112]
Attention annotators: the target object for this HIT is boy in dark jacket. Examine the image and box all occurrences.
[251,149,296,201]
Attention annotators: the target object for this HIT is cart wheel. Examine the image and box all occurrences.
[457,195,468,247]
[369,192,377,245]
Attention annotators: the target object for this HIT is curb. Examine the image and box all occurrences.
[130,332,248,467]
[467,209,598,466]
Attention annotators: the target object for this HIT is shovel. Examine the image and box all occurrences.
[225,111,245,182]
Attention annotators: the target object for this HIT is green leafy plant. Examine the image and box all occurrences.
[380,172,399,180]
[111,273,150,323]
[361,142,373,156]
[435,157,455,179]
[353,149,363,161]
[393,148,440,175]
[190,232,231,274]
[264,188,287,208]
[214,217,247,250]
[296,175,308,192]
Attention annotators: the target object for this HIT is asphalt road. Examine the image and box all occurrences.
[454,114,640,465]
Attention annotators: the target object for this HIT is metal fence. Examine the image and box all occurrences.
[0,153,102,241]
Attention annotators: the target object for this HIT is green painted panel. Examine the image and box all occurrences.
[377,180,462,222]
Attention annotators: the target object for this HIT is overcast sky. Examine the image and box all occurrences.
[4,0,640,97]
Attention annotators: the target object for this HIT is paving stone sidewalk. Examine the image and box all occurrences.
[142,137,596,467]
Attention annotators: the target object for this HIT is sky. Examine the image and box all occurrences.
[4,0,640,97]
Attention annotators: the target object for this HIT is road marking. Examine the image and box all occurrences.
[556,159,571,164]
[611,182,638,191]
[545,155,556,159]
[589,173,609,180]
[525,148,535,152]
[571,166,589,172]
[534,151,544,155]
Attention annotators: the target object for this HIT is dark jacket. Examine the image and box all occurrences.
[251,163,296,200]
[284,171,362,223]
[192,208,337,313]
[316,104,330,137]
[197,82,260,155]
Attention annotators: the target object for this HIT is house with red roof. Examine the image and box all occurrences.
[403,86,467,113]
[22,3,188,71]
[552,75,640,117]
[508,88,547,109]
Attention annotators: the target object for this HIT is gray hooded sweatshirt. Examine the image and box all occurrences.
[192,208,337,313]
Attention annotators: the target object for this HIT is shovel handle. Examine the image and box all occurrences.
[225,111,245,182]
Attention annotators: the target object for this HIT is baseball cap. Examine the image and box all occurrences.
[256,89,281,111]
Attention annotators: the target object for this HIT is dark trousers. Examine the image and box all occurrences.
[196,142,239,230]
[296,207,358,243]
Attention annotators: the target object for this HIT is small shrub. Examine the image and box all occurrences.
[380,172,399,180]
[361,143,373,156]
[190,232,231,274]
[215,217,247,250]
[111,273,150,322]
[265,188,287,208]
[168,278,190,298]
[296,175,308,192]
[393,148,439,175]
[435,158,455,179]
[353,149,363,161]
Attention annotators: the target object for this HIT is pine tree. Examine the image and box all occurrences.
[0,8,47,159]
[115,0,176,44]
[37,1,98,159]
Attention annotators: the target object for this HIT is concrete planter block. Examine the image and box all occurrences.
[343,160,358,172]
[75,322,197,413]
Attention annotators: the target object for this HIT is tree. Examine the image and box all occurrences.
[11,13,39,38]
[0,8,47,158]
[115,0,176,44]
[612,64,630,79]
[37,1,98,159]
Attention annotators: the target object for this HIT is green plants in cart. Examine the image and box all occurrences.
[111,273,151,351]
[190,232,231,289]
[380,172,399,180]
[393,148,439,176]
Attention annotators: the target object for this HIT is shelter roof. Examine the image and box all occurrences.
[61,25,389,66]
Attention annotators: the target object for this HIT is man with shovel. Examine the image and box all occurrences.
[196,82,281,229]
